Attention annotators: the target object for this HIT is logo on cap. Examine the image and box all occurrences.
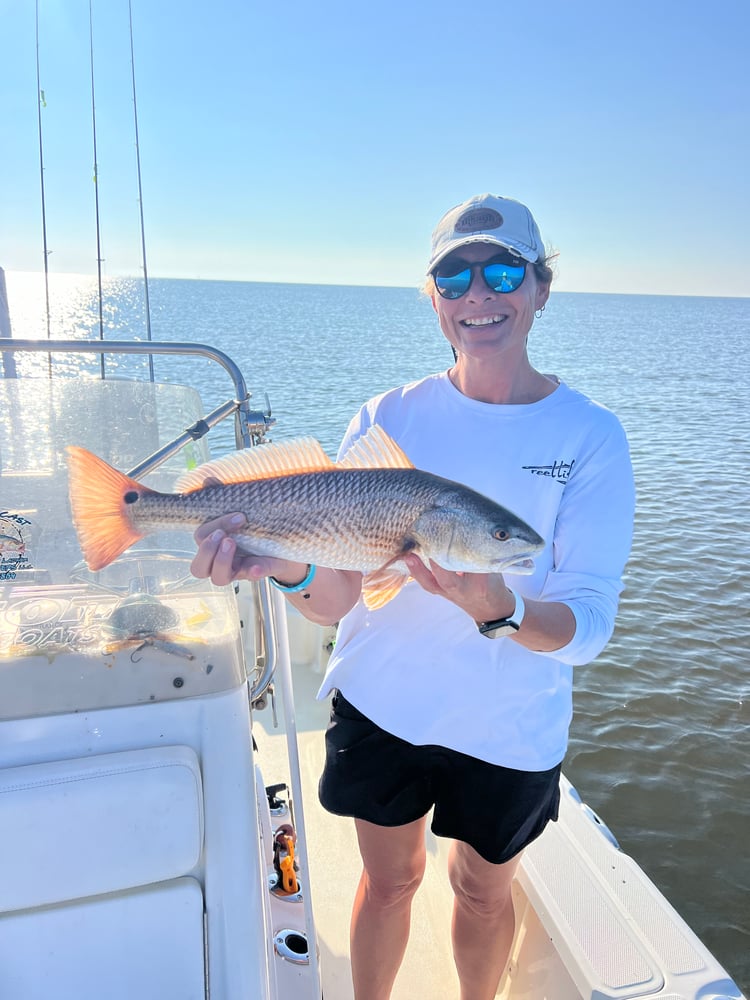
[455,207,503,234]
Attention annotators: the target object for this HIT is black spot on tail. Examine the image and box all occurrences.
[124,491,139,504]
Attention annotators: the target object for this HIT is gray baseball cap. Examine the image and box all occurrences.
[428,193,545,272]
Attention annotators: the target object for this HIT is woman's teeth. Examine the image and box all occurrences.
[462,315,504,327]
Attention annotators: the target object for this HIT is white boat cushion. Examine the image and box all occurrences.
[0,745,203,913]
[0,877,205,1000]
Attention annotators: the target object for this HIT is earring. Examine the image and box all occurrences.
[534,306,545,319]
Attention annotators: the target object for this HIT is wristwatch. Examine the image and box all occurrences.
[477,589,526,639]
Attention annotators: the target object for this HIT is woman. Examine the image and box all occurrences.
[191,193,635,1000]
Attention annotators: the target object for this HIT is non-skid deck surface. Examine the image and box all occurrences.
[252,659,460,1000]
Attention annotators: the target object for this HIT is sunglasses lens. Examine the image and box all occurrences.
[434,267,472,299]
[483,262,526,293]
[434,257,527,299]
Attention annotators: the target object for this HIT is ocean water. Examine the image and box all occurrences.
[3,271,749,990]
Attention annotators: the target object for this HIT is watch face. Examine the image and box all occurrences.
[479,619,519,638]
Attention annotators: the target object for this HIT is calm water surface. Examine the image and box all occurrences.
[4,271,749,990]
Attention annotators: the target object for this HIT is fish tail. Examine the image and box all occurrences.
[66,446,153,571]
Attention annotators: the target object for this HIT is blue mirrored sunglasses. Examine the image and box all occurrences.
[433,254,527,299]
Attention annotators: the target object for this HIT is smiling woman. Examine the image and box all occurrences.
[421,212,556,403]
[421,196,555,405]
[429,240,552,403]
[192,192,636,1000]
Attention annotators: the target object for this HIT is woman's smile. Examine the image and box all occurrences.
[461,313,507,327]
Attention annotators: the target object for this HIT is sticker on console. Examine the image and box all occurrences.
[0,511,34,581]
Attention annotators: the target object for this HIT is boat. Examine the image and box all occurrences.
[0,336,745,999]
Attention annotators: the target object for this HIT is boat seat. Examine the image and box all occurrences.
[0,746,206,1000]
[0,745,203,911]
[0,878,205,1000]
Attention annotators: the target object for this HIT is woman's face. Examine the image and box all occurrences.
[431,243,550,362]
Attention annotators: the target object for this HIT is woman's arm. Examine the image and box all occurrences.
[403,414,634,660]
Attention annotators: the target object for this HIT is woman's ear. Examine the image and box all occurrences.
[536,281,551,311]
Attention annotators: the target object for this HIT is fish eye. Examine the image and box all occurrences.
[494,528,509,541]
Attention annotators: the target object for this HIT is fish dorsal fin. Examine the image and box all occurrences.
[339,424,414,470]
[175,425,412,493]
[175,437,334,493]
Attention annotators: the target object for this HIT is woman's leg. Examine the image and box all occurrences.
[350,816,428,1000]
[448,840,521,1000]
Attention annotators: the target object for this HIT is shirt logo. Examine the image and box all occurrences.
[523,460,575,484]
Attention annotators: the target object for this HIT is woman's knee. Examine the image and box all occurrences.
[448,842,518,918]
[355,818,427,908]
[362,860,425,909]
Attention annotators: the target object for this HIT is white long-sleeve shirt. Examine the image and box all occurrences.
[318,372,635,771]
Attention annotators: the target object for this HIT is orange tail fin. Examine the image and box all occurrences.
[66,446,152,571]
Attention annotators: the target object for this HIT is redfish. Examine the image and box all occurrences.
[66,425,543,610]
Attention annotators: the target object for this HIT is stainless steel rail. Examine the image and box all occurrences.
[253,578,279,705]
[0,338,275,456]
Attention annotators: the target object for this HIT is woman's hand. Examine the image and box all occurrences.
[402,553,515,623]
[191,513,308,588]
[402,553,576,652]
[191,513,362,626]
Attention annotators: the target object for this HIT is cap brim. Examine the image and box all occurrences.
[427,235,539,273]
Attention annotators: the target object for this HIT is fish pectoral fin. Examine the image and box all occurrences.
[175,437,335,493]
[338,425,414,470]
[361,566,409,610]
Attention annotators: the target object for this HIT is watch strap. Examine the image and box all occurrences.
[477,589,526,638]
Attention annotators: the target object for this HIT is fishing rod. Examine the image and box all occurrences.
[35,0,52,373]
[128,0,154,381]
[88,0,105,375]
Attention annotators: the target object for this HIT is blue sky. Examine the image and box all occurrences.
[1,0,748,296]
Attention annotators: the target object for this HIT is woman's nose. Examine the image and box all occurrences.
[466,265,495,299]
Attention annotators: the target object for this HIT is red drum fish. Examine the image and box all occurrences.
[66,425,543,610]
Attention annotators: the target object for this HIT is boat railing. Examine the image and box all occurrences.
[0,337,275,456]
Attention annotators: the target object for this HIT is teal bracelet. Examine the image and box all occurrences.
[269,564,317,593]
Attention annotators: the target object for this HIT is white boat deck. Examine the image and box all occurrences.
[252,643,460,1000]
[256,607,746,1000]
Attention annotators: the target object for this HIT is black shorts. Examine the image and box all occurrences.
[318,691,561,865]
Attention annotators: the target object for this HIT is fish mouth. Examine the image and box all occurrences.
[494,551,539,575]
[503,556,535,575]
